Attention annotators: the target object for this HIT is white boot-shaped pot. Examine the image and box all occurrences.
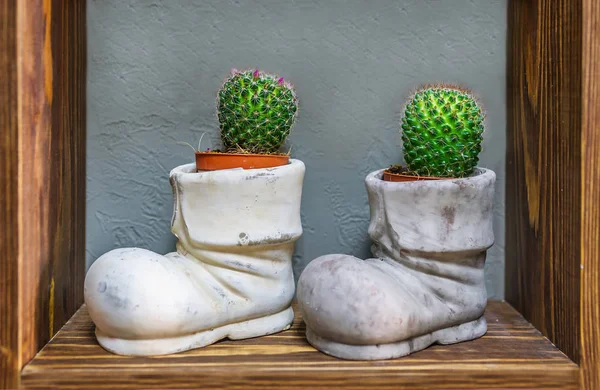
[84,160,305,356]
[297,168,495,360]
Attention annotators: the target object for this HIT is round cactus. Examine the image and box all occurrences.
[401,86,484,178]
[217,69,298,154]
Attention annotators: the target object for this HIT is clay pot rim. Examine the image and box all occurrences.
[382,170,449,182]
[195,151,290,171]
[381,167,487,182]
[195,151,289,158]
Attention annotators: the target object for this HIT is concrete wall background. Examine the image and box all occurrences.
[87,0,506,298]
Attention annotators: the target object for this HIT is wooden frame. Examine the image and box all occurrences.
[0,0,86,388]
[0,0,598,388]
[506,0,599,387]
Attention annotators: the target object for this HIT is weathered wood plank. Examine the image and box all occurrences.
[581,0,600,387]
[17,0,87,364]
[46,0,87,345]
[506,0,582,362]
[21,301,578,389]
[507,1,600,388]
[0,0,86,386]
[0,0,19,388]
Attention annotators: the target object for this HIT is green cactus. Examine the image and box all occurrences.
[400,85,484,178]
[217,69,298,154]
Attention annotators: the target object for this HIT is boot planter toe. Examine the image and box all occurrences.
[297,167,495,360]
[84,160,305,356]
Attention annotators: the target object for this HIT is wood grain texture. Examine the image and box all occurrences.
[581,0,600,387]
[506,0,582,363]
[507,1,600,387]
[0,0,19,387]
[0,0,86,386]
[46,0,87,344]
[20,301,578,389]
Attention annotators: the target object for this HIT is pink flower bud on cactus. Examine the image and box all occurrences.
[231,68,238,75]
[278,77,285,85]
[253,69,260,79]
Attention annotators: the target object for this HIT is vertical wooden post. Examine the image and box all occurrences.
[0,0,20,388]
[0,0,86,387]
[580,0,600,387]
[507,0,599,387]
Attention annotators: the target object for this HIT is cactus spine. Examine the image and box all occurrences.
[401,85,484,178]
[217,69,298,154]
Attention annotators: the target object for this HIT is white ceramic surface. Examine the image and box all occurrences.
[297,168,496,360]
[84,160,305,356]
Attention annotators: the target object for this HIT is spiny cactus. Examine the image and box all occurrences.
[217,69,298,154]
[401,85,484,178]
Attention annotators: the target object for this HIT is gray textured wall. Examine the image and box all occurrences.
[87,0,506,298]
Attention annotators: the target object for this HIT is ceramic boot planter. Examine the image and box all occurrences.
[84,159,305,356]
[297,167,495,360]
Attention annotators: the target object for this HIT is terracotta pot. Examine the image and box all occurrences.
[195,152,289,171]
[382,170,446,182]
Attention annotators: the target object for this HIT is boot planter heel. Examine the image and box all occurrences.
[84,159,305,356]
[297,167,495,360]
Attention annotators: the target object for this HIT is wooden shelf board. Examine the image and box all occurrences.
[20,301,578,389]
